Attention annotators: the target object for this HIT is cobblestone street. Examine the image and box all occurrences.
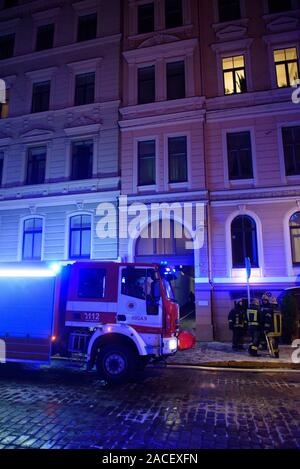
[0,363,300,450]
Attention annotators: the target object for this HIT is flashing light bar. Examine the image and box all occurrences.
[0,262,62,278]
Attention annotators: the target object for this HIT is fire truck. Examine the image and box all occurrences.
[0,261,194,383]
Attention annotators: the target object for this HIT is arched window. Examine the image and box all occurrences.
[22,217,43,260]
[69,214,91,259]
[289,212,300,265]
[231,215,258,268]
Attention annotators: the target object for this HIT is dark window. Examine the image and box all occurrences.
[274,48,299,88]
[218,0,241,22]
[165,0,183,29]
[0,34,15,60]
[31,81,50,113]
[168,136,187,183]
[167,60,185,100]
[290,212,300,265]
[138,140,156,186]
[26,146,46,185]
[3,0,18,8]
[36,24,54,51]
[227,131,253,180]
[268,0,292,13]
[71,140,93,180]
[75,72,95,106]
[223,55,247,95]
[0,152,3,186]
[78,268,106,298]
[282,126,300,176]
[138,3,154,34]
[231,215,258,268]
[138,65,155,104]
[77,13,97,42]
[69,215,91,259]
[22,218,43,261]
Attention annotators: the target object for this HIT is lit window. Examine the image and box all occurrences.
[227,131,253,180]
[138,140,156,186]
[268,0,292,14]
[0,34,15,60]
[274,48,299,88]
[138,65,155,104]
[31,81,50,113]
[290,212,300,265]
[77,14,97,42]
[222,55,247,95]
[69,215,91,259]
[26,146,46,185]
[71,140,93,180]
[0,151,4,186]
[282,126,300,176]
[138,3,154,34]
[168,136,187,183]
[231,216,258,268]
[166,61,185,100]
[165,0,183,29]
[74,72,95,106]
[22,218,43,261]
[36,24,54,51]
[218,0,241,23]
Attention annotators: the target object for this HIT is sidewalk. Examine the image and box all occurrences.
[167,342,300,369]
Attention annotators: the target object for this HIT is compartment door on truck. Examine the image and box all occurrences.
[0,276,56,363]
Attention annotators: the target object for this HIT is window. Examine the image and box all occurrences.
[223,55,247,95]
[26,146,46,185]
[165,0,183,29]
[274,48,299,88]
[167,61,185,100]
[74,72,95,106]
[282,126,300,176]
[22,218,43,261]
[0,88,9,119]
[231,215,258,268]
[227,131,253,180]
[138,3,154,34]
[138,65,155,104]
[78,268,106,298]
[138,140,156,186]
[218,0,241,22]
[31,81,50,113]
[3,0,18,8]
[0,151,3,186]
[77,13,97,42]
[268,0,292,14]
[36,24,54,51]
[69,215,91,259]
[121,267,160,315]
[0,34,15,60]
[290,212,300,265]
[71,140,93,180]
[168,136,188,183]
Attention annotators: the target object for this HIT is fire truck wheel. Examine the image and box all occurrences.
[96,344,137,384]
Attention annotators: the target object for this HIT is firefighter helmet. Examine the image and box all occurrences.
[261,293,270,303]
[270,296,278,305]
[251,298,260,306]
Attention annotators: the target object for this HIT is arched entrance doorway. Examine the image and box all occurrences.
[134,219,196,331]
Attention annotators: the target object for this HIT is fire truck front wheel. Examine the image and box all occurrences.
[96,343,138,384]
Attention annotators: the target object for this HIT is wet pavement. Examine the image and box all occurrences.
[0,362,300,449]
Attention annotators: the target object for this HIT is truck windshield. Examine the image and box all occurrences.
[162,277,175,301]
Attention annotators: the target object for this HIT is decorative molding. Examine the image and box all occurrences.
[138,33,179,48]
[20,128,54,142]
[265,14,300,33]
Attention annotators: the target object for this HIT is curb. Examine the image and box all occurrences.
[168,360,300,370]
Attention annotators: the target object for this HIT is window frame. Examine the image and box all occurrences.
[70,139,94,181]
[218,0,241,23]
[26,146,47,186]
[231,215,259,269]
[31,80,51,114]
[68,213,92,260]
[137,2,155,35]
[164,0,183,30]
[74,71,95,107]
[21,217,44,261]
[222,54,247,95]
[77,12,98,42]
[137,64,156,105]
[0,33,15,60]
[273,47,299,89]
[167,134,188,185]
[35,23,55,52]
[226,130,254,181]
[137,139,156,187]
[166,59,186,101]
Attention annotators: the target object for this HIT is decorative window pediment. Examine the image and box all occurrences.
[265,14,299,32]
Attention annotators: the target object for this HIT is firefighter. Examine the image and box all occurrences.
[263,296,282,359]
[247,298,262,357]
[260,293,273,351]
[228,299,247,351]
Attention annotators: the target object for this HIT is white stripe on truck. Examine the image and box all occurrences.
[66,301,118,313]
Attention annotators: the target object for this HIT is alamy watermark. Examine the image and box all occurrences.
[291,339,300,364]
[0,339,6,364]
[95,196,205,250]
[0,79,6,105]
[292,79,300,104]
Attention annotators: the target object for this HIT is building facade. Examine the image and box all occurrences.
[1,0,300,340]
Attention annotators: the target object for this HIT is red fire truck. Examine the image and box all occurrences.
[0,262,194,383]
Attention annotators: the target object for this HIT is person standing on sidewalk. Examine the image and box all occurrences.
[260,293,273,350]
[247,298,262,357]
[228,299,247,351]
[263,296,282,359]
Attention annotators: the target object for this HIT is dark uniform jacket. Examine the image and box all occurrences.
[228,306,247,330]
